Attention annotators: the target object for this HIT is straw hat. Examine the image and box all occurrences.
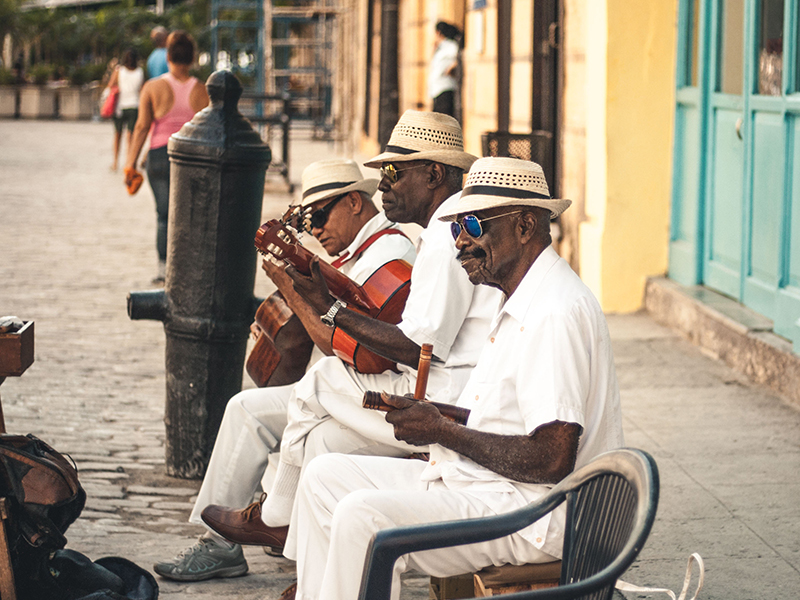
[364,110,478,171]
[300,159,379,208]
[438,157,571,221]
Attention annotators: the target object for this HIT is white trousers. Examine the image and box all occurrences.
[188,354,440,529]
[290,454,556,600]
[279,355,470,468]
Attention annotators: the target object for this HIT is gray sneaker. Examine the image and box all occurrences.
[154,537,248,581]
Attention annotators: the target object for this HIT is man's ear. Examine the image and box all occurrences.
[347,191,363,214]
[427,163,446,188]
[518,211,538,244]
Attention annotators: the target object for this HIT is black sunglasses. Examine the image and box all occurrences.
[450,211,523,240]
[306,193,347,231]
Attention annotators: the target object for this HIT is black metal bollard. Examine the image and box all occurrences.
[127,71,271,479]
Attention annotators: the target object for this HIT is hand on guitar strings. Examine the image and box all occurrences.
[285,255,336,315]
[261,257,296,297]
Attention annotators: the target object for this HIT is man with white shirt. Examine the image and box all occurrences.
[154,158,416,581]
[200,111,502,573]
[284,157,624,600]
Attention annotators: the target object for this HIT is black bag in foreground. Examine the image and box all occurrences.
[0,434,158,600]
[0,433,86,550]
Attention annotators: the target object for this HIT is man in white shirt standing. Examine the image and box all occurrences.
[154,158,416,582]
[285,157,624,600]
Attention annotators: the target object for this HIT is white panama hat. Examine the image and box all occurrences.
[300,159,379,208]
[438,156,571,221]
[364,110,478,171]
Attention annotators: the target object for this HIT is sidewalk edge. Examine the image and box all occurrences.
[644,276,800,409]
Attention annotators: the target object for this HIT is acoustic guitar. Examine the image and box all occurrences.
[253,219,413,374]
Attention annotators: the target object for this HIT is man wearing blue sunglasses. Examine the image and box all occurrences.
[285,157,623,600]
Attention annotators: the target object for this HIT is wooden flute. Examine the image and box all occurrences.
[362,391,471,425]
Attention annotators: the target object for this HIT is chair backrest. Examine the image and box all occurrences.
[560,475,638,598]
[358,448,658,600]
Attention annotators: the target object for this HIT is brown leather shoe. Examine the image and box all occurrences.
[201,494,288,551]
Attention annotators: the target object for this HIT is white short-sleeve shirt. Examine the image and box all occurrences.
[421,245,624,557]
[397,193,503,402]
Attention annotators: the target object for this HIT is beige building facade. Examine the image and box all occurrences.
[346,0,679,314]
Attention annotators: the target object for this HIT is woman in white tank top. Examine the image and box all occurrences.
[106,48,144,171]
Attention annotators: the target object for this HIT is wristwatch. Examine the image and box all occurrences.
[321,300,347,327]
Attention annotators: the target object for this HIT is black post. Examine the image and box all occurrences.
[127,71,271,479]
[378,0,399,148]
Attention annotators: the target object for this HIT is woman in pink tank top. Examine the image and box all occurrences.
[124,30,209,283]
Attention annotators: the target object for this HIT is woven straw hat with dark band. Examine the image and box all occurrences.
[300,159,379,208]
[438,156,572,221]
[364,110,478,171]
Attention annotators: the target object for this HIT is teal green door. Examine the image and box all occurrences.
[670,0,800,352]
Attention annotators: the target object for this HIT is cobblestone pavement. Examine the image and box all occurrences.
[2,118,799,600]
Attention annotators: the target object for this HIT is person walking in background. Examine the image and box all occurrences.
[107,48,144,172]
[428,21,461,117]
[125,31,209,284]
[146,26,169,79]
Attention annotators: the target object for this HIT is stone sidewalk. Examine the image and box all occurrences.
[1,118,799,600]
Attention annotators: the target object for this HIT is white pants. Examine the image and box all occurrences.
[289,454,557,600]
[188,355,441,528]
[279,355,470,468]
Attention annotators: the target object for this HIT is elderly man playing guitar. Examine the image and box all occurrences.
[197,111,503,590]
[154,158,416,582]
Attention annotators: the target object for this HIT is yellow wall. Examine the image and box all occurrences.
[580,0,678,312]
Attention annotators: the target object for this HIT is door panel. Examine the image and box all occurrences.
[669,101,702,285]
[705,106,743,297]
[774,116,800,352]
[743,109,784,318]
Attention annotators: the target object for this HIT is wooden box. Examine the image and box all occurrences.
[0,321,34,377]
[473,561,561,597]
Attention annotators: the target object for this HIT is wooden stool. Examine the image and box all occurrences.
[0,319,35,600]
[429,561,561,599]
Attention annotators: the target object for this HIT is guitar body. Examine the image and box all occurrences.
[331,259,412,373]
[254,220,414,375]
[246,292,314,387]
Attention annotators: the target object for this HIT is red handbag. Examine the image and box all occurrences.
[100,85,119,119]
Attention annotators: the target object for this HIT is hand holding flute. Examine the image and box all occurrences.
[362,343,471,427]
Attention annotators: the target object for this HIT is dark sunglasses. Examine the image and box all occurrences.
[379,162,430,184]
[450,211,523,240]
[306,193,347,231]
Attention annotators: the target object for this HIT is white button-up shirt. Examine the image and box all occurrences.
[421,245,624,558]
[397,193,502,403]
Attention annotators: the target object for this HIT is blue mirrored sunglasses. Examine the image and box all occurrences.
[450,211,523,240]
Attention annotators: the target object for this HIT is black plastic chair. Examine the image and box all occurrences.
[357,448,659,600]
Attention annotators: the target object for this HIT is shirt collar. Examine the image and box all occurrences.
[339,211,395,259]
[496,245,561,325]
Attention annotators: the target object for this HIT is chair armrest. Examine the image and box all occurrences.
[358,492,566,600]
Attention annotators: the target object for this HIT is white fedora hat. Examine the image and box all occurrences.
[300,159,379,208]
[364,110,478,171]
[439,157,571,221]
